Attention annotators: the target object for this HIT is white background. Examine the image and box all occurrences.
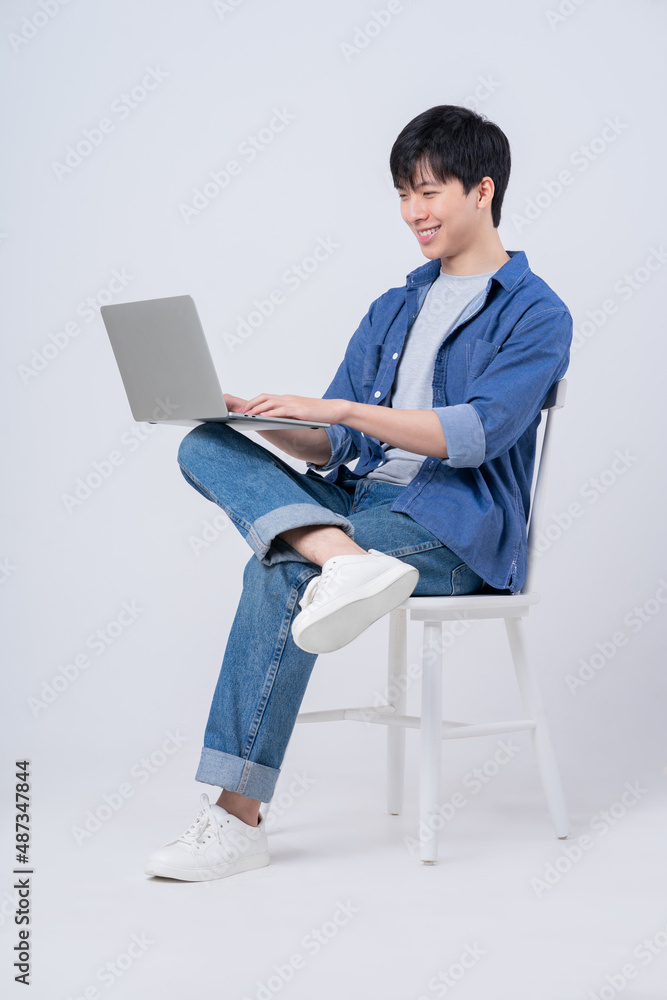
[2,1,666,998]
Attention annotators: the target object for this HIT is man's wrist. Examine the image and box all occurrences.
[335,398,355,424]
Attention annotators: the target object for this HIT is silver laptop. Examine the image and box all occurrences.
[100,294,331,431]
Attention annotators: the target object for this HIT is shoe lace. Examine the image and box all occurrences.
[176,795,251,863]
[177,793,219,846]
[300,561,342,612]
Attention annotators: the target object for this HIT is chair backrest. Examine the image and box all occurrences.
[522,378,567,594]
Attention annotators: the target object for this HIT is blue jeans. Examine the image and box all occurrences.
[177,422,485,803]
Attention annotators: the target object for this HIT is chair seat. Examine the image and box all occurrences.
[399,589,540,621]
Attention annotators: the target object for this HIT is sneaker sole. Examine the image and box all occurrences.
[145,850,270,882]
[292,563,418,653]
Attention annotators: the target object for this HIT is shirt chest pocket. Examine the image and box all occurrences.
[466,338,500,380]
[362,343,383,388]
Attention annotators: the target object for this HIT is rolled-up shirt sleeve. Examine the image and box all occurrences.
[433,403,486,468]
[306,424,360,473]
[466,307,572,464]
[432,307,572,469]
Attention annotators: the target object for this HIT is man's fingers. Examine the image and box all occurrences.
[246,393,275,406]
[244,392,284,413]
[224,393,248,412]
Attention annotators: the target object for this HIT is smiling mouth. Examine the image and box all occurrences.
[416,225,441,242]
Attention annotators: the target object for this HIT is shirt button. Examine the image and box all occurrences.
[392,352,398,359]
[374,391,381,398]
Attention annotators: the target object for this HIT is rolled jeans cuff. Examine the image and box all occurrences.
[248,502,355,566]
[196,747,279,803]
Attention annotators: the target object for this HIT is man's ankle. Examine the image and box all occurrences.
[216,790,260,827]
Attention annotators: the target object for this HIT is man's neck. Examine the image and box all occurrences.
[440,234,511,276]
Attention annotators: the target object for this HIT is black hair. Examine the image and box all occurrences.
[390,105,511,228]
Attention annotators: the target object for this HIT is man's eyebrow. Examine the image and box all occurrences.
[396,178,439,190]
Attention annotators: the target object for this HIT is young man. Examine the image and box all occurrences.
[145,105,572,881]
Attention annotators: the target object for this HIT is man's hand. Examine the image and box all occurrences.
[224,393,250,412]
[223,393,334,465]
[240,392,348,425]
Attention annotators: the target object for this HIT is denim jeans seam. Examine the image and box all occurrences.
[451,561,484,596]
[238,572,318,780]
[237,760,255,796]
[451,562,465,595]
[350,482,369,514]
[351,480,406,514]
[382,540,444,558]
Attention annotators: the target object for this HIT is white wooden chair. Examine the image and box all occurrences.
[295,379,570,863]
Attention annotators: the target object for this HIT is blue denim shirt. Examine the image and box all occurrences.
[305,250,572,593]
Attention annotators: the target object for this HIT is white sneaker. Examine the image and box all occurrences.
[144,793,269,881]
[291,548,419,654]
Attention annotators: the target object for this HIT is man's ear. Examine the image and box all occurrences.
[477,176,495,209]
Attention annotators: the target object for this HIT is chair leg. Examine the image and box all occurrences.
[387,609,408,816]
[419,620,443,864]
[504,616,570,839]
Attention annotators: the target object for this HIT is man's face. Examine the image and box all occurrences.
[397,163,484,262]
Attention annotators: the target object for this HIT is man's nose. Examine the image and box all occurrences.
[405,197,427,221]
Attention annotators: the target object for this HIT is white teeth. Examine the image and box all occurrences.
[419,227,440,236]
